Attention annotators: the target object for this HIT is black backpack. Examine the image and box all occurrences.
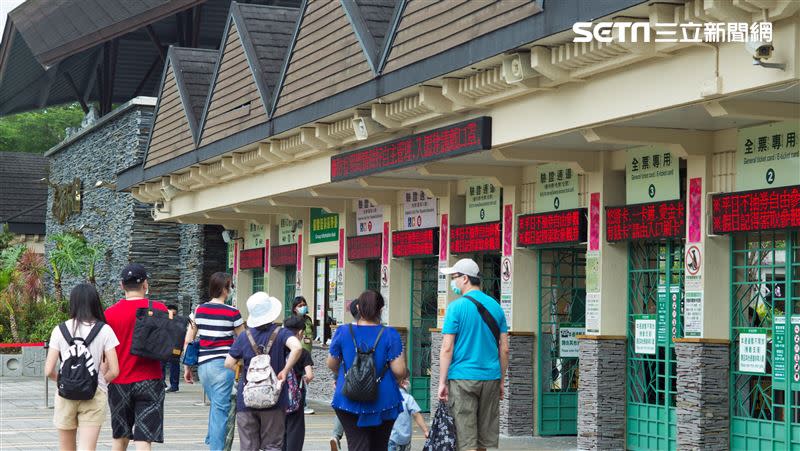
[342,324,388,402]
[57,322,104,400]
[131,300,188,361]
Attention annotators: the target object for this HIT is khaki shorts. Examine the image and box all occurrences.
[448,379,500,451]
[54,389,108,430]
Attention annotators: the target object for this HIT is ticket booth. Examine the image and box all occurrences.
[518,208,588,436]
[392,227,439,412]
[449,222,502,299]
[270,243,298,318]
[607,199,687,450]
[346,233,382,292]
[714,184,800,449]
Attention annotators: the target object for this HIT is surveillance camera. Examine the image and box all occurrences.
[746,40,774,61]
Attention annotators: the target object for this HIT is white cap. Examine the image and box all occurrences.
[439,258,480,278]
[246,292,283,328]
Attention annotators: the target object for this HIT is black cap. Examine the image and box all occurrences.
[120,263,148,284]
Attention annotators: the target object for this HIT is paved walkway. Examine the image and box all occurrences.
[0,377,577,450]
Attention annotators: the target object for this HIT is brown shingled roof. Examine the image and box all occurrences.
[0,151,48,234]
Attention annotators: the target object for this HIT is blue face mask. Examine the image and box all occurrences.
[450,279,462,295]
[297,306,308,315]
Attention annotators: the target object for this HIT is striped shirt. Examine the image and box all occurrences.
[195,302,243,364]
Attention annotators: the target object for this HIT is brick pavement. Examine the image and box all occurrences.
[0,377,576,450]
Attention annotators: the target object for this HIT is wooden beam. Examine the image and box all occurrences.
[134,55,161,98]
[63,71,89,113]
[37,63,59,108]
[146,25,166,63]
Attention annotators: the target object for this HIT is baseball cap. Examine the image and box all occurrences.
[120,263,148,284]
[439,258,480,278]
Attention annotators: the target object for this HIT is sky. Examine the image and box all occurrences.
[0,0,25,45]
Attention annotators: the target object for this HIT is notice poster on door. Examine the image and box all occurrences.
[437,261,448,329]
[739,328,768,374]
[586,251,600,293]
[585,292,601,335]
[791,316,800,388]
[657,286,668,344]
[634,314,657,354]
[684,291,703,338]
[774,316,786,383]
[559,324,584,358]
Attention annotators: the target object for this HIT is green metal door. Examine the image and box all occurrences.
[284,266,296,318]
[366,259,381,292]
[409,257,438,412]
[538,247,586,435]
[252,270,264,293]
[626,239,684,450]
[730,231,800,450]
[471,253,501,301]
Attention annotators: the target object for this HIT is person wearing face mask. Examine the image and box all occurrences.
[437,258,509,451]
[290,296,316,415]
[183,272,245,450]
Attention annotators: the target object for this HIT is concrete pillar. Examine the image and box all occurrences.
[578,151,627,450]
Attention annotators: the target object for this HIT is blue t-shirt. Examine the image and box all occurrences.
[228,323,295,412]
[390,388,421,445]
[329,324,404,427]
[441,290,508,380]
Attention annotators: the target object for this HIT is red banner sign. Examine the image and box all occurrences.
[392,228,439,258]
[270,244,298,267]
[518,209,587,247]
[330,117,491,181]
[347,234,382,261]
[239,248,264,270]
[606,200,686,242]
[450,222,501,254]
[712,185,800,234]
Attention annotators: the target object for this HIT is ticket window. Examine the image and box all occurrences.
[365,260,381,292]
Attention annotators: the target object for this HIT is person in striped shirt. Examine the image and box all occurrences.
[183,272,244,451]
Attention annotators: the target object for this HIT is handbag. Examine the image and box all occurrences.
[423,401,457,451]
[131,300,189,361]
[182,339,200,366]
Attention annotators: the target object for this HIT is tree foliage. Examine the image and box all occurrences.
[0,103,85,154]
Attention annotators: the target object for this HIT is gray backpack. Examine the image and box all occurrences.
[242,327,283,409]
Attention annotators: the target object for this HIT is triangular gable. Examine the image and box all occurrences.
[199,3,300,147]
[143,57,196,169]
[340,0,400,73]
[272,0,373,118]
[170,47,218,143]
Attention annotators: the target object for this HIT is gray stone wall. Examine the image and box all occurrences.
[306,345,335,403]
[675,341,729,451]
[577,338,626,451]
[429,331,443,415]
[500,334,535,436]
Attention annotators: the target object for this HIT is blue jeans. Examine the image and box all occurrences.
[161,357,180,390]
[198,359,235,451]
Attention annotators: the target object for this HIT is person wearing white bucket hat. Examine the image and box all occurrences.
[225,292,303,451]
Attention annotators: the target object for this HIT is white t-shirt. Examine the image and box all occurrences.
[49,319,119,392]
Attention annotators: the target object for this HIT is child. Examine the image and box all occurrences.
[162,304,181,392]
[282,315,315,451]
[388,369,429,451]
[44,283,120,451]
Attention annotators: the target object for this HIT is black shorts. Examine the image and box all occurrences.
[108,379,165,442]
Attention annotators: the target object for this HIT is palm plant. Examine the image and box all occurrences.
[0,245,26,343]
[83,242,105,286]
[48,233,85,302]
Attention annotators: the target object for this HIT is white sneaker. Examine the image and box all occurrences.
[304,407,315,414]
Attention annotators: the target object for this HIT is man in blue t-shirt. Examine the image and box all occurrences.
[438,258,509,451]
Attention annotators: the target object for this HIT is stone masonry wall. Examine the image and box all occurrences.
[500,334,535,436]
[577,338,626,451]
[676,341,729,451]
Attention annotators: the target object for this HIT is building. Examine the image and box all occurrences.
[119,1,800,449]
[0,152,48,253]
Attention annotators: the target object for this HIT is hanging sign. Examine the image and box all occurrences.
[634,314,657,354]
[239,248,264,270]
[270,244,297,267]
[626,145,678,205]
[559,324,584,358]
[465,179,501,223]
[736,120,800,191]
[589,192,601,251]
[536,163,579,212]
[310,208,338,244]
[381,221,390,294]
[606,199,685,242]
[336,231,345,323]
[227,242,235,269]
[279,219,302,245]
[500,204,513,326]
[739,328,768,374]
[449,222,501,254]
[438,214,449,328]
[331,117,492,181]
[392,228,439,258]
[517,208,587,247]
[245,223,266,249]
[402,190,438,230]
[585,292,601,335]
[688,177,703,243]
[356,199,384,236]
[346,234,382,261]
[711,185,800,234]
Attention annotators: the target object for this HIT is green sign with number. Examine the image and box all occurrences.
[310,208,339,244]
[626,145,678,205]
[736,120,800,191]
